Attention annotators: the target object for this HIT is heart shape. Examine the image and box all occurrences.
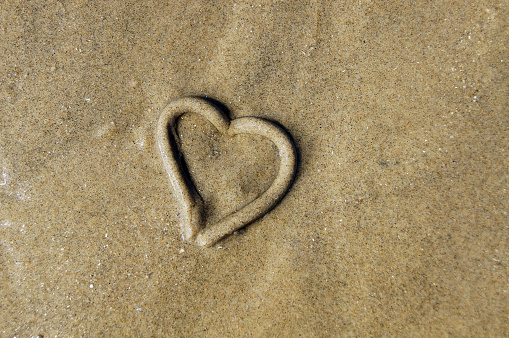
[156,97,297,247]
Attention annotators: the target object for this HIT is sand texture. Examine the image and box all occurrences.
[1,1,507,336]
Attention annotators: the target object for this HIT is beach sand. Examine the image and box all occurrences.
[1,1,507,336]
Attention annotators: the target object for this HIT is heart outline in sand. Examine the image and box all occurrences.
[156,97,297,247]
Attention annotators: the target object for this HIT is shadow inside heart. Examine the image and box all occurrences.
[177,112,279,227]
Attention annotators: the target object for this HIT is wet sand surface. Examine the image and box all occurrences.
[1,1,507,336]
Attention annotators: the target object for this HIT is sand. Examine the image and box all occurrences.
[1,0,507,336]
